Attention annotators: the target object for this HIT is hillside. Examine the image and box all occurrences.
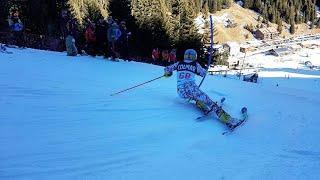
[210,3,260,43]
[207,3,320,44]
[1,47,320,179]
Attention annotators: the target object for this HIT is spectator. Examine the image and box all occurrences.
[161,49,169,66]
[118,20,131,60]
[8,9,24,47]
[107,22,122,60]
[84,21,96,56]
[106,16,114,26]
[65,18,78,56]
[169,49,177,64]
[59,9,69,39]
[104,16,114,58]
[95,19,108,56]
[67,17,83,53]
[66,18,77,36]
[65,34,78,56]
[152,48,160,65]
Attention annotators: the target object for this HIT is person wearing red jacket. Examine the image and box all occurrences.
[84,22,97,56]
[152,48,160,65]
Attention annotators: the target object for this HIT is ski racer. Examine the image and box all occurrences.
[163,49,243,129]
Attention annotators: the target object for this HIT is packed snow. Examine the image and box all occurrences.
[195,15,207,34]
[195,12,236,34]
[1,47,320,179]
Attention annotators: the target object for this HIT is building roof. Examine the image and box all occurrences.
[257,27,278,34]
[271,47,291,55]
[290,44,302,49]
[301,40,320,46]
[257,28,269,34]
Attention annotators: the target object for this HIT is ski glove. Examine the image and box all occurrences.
[164,72,172,77]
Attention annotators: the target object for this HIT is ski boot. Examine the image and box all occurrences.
[214,107,241,129]
[196,100,210,114]
[215,107,231,123]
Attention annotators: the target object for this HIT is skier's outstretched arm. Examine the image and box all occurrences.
[164,62,179,77]
[196,62,206,77]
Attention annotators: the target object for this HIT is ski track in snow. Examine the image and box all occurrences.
[1,48,320,179]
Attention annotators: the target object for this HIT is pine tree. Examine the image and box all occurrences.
[277,16,283,33]
[217,0,222,11]
[67,0,109,25]
[242,0,317,25]
[244,0,254,9]
[224,0,232,8]
[290,19,296,34]
[178,0,200,41]
[176,0,203,60]
[212,0,218,13]
[202,1,210,15]
[131,0,171,48]
[202,15,218,45]
[254,0,262,11]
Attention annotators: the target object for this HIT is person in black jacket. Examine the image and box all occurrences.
[59,10,70,39]
[118,21,131,60]
[95,19,108,56]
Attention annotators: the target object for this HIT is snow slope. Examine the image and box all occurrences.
[1,48,320,180]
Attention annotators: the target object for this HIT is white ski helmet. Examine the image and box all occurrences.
[184,49,197,61]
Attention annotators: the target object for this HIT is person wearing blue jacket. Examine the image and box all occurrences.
[107,22,122,60]
[8,10,24,47]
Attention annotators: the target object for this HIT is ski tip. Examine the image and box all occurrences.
[221,97,226,103]
[241,107,248,114]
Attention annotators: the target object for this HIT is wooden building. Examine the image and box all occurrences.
[256,27,279,40]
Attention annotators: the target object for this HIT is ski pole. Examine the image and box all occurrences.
[110,75,165,96]
[199,15,214,88]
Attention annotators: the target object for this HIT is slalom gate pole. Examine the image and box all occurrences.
[110,75,165,96]
[199,15,214,88]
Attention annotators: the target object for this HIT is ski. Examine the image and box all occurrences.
[0,50,13,54]
[0,44,13,54]
[3,44,26,50]
[222,107,248,135]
